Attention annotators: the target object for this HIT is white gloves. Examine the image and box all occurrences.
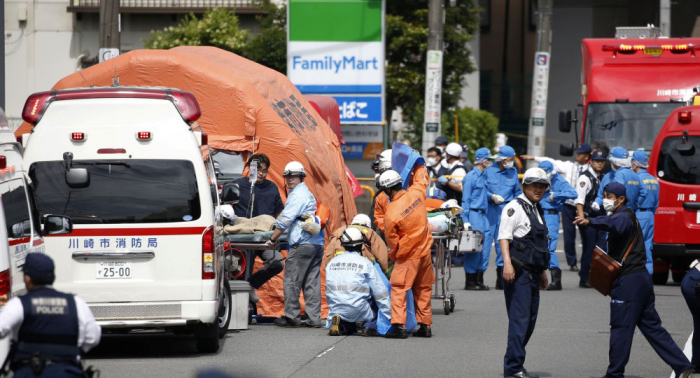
[301,216,322,235]
[591,202,600,211]
[464,222,472,231]
[491,194,505,205]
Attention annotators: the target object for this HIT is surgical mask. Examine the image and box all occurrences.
[483,161,492,168]
[503,161,514,169]
[427,157,438,167]
[603,199,617,213]
[437,146,445,153]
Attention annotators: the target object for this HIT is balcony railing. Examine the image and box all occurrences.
[67,0,265,14]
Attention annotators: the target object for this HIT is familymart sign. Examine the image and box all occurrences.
[288,0,385,124]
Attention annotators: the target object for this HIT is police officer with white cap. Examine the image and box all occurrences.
[0,253,101,377]
[498,168,551,378]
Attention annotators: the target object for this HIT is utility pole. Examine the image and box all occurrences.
[421,0,445,156]
[660,0,671,37]
[526,0,552,168]
[0,0,5,110]
[99,0,121,63]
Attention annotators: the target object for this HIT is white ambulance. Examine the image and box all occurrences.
[18,87,231,353]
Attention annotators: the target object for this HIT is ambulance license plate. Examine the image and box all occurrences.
[644,48,662,55]
[96,261,132,279]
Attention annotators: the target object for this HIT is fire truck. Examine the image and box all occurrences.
[559,29,700,284]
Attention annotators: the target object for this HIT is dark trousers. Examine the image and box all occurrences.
[681,267,700,368]
[503,270,541,376]
[562,205,583,267]
[247,249,284,289]
[607,271,691,378]
[579,225,598,284]
[14,365,83,377]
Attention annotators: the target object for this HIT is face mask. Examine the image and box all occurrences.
[437,146,445,153]
[503,161,514,169]
[483,161,492,168]
[603,198,617,213]
[427,157,438,167]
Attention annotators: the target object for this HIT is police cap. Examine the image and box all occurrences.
[24,253,55,281]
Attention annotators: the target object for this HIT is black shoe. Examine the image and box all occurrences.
[300,320,322,328]
[465,273,479,290]
[570,264,579,272]
[496,266,504,290]
[505,371,539,378]
[384,324,408,339]
[546,268,562,291]
[274,316,300,328]
[362,327,380,337]
[579,281,592,288]
[412,323,432,338]
[476,271,490,290]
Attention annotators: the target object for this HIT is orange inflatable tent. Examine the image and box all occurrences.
[16,47,358,318]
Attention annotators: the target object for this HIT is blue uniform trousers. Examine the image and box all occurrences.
[15,365,83,378]
[636,211,655,274]
[579,226,599,284]
[543,212,560,269]
[607,271,691,378]
[488,203,506,268]
[561,205,582,267]
[464,211,490,274]
[503,270,541,376]
[681,267,700,368]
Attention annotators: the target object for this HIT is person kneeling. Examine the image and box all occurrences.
[325,227,391,337]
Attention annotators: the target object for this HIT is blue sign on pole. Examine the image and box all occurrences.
[332,96,382,123]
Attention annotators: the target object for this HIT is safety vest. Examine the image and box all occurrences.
[510,199,550,272]
[436,163,464,202]
[14,287,80,365]
[582,170,601,216]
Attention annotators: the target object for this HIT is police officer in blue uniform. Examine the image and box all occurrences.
[499,168,551,378]
[681,260,700,374]
[486,145,522,290]
[462,147,496,291]
[631,150,659,274]
[537,161,577,291]
[575,183,693,378]
[0,254,101,377]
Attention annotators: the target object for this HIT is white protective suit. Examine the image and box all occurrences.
[325,252,392,323]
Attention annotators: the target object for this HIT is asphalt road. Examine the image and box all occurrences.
[85,242,694,378]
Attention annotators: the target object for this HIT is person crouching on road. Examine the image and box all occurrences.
[326,227,392,337]
[321,214,391,277]
[379,168,434,339]
[499,168,551,378]
[0,254,101,377]
[574,182,693,378]
[268,161,325,328]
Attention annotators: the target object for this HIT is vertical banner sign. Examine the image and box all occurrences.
[423,50,443,133]
[530,52,550,127]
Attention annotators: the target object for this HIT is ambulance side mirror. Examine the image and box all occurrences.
[65,168,90,189]
[222,182,240,205]
[559,109,572,133]
[43,215,73,235]
[559,143,574,157]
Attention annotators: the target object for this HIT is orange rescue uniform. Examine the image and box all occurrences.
[321,224,390,273]
[384,165,434,326]
[373,193,389,233]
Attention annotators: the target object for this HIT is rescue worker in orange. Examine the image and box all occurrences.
[372,150,392,234]
[321,214,391,276]
[379,166,434,339]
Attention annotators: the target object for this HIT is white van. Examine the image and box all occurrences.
[18,87,231,353]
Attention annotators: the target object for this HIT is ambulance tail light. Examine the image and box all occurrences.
[0,269,11,306]
[136,132,152,141]
[679,111,692,123]
[166,90,201,124]
[202,226,215,279]
[0,156,6,170]
[71,132,86,142]
[22,91,57,125]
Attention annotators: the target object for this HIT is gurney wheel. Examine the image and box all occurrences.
[443,299,450,315]
[449,294,456,312]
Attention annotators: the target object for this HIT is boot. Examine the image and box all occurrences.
[384,324,408,339]
[476,272,490,291]
[547,268,562,291]
[464,273,479,290]
[496,266,504,290]
[412,323,432,338]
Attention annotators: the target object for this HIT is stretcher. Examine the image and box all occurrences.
[223,231,288,279]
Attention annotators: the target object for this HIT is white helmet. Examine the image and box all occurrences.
[351,214,371,228]
[378,170,402,190]
[340,227,365,249]
[378,149,392,172]
[445,143,463,158]
[522,167,551,187]
[283,161,306,177]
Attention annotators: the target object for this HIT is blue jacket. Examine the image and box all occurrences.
[233,178,284,218]
[595,171,615,206]
[325,251,391,323]
[461,168,489,224]
[613,167,647,211]
[636,169,659,211]
[485,166,521,204]
[541,173,577,211]
[275,182,325,246]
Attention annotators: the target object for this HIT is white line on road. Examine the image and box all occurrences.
[316,345,335,358]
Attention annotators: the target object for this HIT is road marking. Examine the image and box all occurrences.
[316,345,335,358]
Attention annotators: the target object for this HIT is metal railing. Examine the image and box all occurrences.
[68,0,264,13]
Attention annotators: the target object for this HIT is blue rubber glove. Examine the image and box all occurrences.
[438,176,448,184]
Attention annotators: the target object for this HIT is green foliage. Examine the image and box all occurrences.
[143,8,249,54]
[441,106,499,161]
[246,2,287,73]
